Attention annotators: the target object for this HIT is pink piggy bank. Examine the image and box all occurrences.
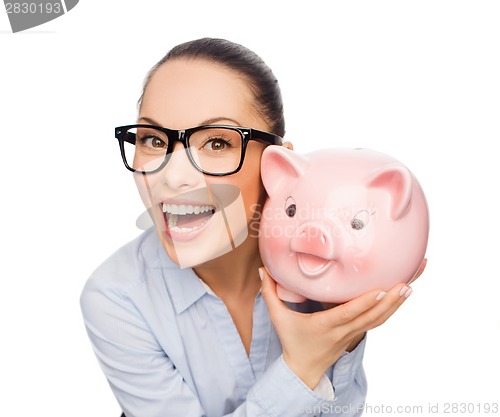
[258,147,429,304]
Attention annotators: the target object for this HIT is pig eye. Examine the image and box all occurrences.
[285,196,296,217]
[351,210,370,230]
[351,219,365,230]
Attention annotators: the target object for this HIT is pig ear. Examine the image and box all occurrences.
[260,146,306,194]
[367,164,413,220]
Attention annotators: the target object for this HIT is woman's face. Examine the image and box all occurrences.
[137,59,270,267]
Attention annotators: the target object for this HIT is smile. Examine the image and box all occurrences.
[162,202,216,234]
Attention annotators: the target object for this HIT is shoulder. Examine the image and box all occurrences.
[80,228,173,315]
[86,228,158,285]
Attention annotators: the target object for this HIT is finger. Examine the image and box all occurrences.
[259,267,290,320]
[317,288,389,328]
[349,283,412,332]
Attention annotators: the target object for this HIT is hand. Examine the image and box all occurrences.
[260,267,417,391]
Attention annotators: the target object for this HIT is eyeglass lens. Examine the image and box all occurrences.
[122,126,244,174]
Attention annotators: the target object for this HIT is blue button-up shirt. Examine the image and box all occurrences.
[80,228,367,417]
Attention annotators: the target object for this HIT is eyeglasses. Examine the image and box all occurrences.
[115,124,283,176]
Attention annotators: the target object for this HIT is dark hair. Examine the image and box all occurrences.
[138,38,285,137]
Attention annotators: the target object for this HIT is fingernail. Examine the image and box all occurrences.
[375,291,387,301]
[399,286,410,297]
[404,288,413,299]
[258,268,264,281]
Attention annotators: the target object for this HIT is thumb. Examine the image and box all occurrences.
[259,267,288,318]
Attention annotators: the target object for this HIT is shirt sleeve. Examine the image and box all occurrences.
[81,275,367,417]
[246,338,367,417]
[329,336,367,415]
[313,374,336,401]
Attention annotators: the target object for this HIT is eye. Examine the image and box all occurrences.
[150,137,167,148]
[201,137,232,152]
[351,210,371,230]
[285,196,296,217]
[351,218,365,230]
[138,135,167,149]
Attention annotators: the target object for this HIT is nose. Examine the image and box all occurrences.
[290,222,336,260]
[160,142,204,191]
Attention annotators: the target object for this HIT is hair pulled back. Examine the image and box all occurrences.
[138,38,285,138]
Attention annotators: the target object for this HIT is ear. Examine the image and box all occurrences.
[260,146,306,195]
[367,164,413,220]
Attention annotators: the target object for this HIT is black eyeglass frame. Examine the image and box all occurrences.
[115,124,283,176]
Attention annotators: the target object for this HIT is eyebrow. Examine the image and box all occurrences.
[138,116,161,126]
[138,116,243,128]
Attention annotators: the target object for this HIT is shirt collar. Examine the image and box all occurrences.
[147,232,208,315]
[148,230,261,314]
[164,267,208,314]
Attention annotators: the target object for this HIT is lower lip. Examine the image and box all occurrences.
[297,253,334,277]
[163,210,215,242]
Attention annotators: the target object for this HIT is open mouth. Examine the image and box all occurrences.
[297,253,334,277]
[162,202,216,235]
[157,184,242,243]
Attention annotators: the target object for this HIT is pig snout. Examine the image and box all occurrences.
[290,223,337,277]
[291,223,335,259]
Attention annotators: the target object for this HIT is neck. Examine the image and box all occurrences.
[193,234,263,301]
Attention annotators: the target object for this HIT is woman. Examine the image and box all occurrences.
[81,38,421,417]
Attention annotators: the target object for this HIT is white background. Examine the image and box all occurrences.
[1,1,499,416]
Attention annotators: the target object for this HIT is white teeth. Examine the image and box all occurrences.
[168,216,212,233]
[162,203,214,215]
[170,225,206,233]
[168,214,177,228]
[162,203,215,233]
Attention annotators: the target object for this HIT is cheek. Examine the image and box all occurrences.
[240,176,266,224]
[211,179,265,231]
[260,206,295,249]
[133,172,160,209]
[221,148,267,222]
[133,173,166,233]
